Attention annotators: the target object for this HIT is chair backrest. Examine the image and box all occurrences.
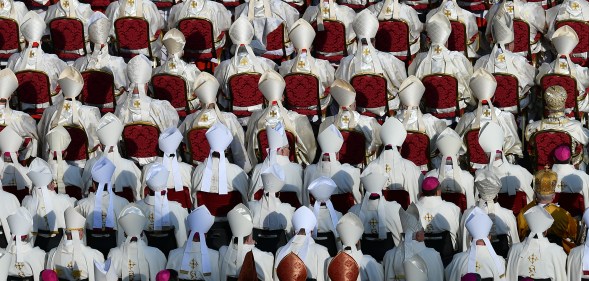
[422,74,459,115]
[339,129,366,166]
[177,17,215,53]
[265,22,285,52]
[382,189,410,209]
[375,20,410,53]
[63,125,89,161]
[228,72,264,109]
[0,18,20,53]
[196,190,243,216]
[529,130,573,171]
[447,20,467,55]
[122,122,161,159]
[312,20,347,54]
[151,73,189,110]
[512,19,531,54]
[350,73,388,112]
[78,0,113,12]
[49,17,86,54]
[187,126,211,163]
[256,129,297,163]
[80,70,116,107]
[309,192,355,213]
[15,70,52,107]
[492,73,519,109]
[540,73,579,118]
[283,73,321,116]
[465,128,489,166]
[114,17,150,52]
[400,131,430,168]
[497,191,528,216]
[556,20,589,55]
[441,193,467,213]
[556,192,585,217]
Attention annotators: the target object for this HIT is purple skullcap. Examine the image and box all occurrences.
[422,177,440,191]
[461,273,482,281]
[554,145,571,162]
[41,270,58,281]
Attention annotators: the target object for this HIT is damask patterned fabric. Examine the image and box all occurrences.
[15,71,52,105]
[81,70,116,108]
[178,18,215,54]
[529,130,572,171]
[339,130,366,166]
[144,187,192,209]
[64,125,89,161]
[497,191,528,216]
[513,19,531,55]
[49,18,86,59]
[312,20,347,57]
[441,192,467,212]
[555,192,585,217]
[350,74,388,110]
[122,124,161,159]
[448,20,467,53]
[0,18,19,54]
[400,132,430,168]
[492,74,519,109]
[196,190,243,216]
[79,0,112,12]
[277,253,308,281]
[23,0,53,9]
[229,73,264,117]
[187,127,210,163]
[556,21,589,66]
[422,74,459,118]
[375,20,409,53]
[310,193,354,213]
[382,189,410,209]
[328,252,360,281]
[151,74,188,115]
[540,74,578,118]
[265,23,285,52]
[257,129,297,162]
[114,17,150,51]
[284,73,321,116]
[155,1,173,8]
[465,129,489,166]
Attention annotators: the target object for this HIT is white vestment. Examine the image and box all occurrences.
[73,48,128,102]
[552,163,589,206]
[153,58,201,111]
[249,156,304,204]
[367,149,423,203]
[22,190,75,234]
[48,159,84,195]
[1,162,32,190]
[426,167,475,209]
[445,245,507,281]
[107,240,167,281]
[248,198,295,233]
[414,196,461,248]
[567,244,589,281]
[46,240,105,281]
[136,196,189,247]
[0,190,20,244]
[349,199,404,246]
[75,192,130,245]
[218,244,274,281]
[547,0,589,39]
[304,160,361,204]
[426,3,479,58]
[383,241,444,281]
[0,243,46,281]
[491,159,534,203]
[459,203,520,252]
[396,109,447,157]
[506,237,567,280]
[0,108,39,160]
[302,4,357,56]
[190,158,249,211]
[44,0,94,47]
[274,236,331,281]
[167,241,220,281]
[141,157,194,197]
[82,151,142,200]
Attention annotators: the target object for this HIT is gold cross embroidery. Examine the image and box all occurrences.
[29,50,35,58]
[560,61,568,70]
[434,46,443,54]
[385,164,391,173]
[0,2,5,8]
[72,270,82,279]
[239,57,248,66]
[133,100,140,108]
[506,5,514,13]
[528,253,539,264]
[67,261,74,270]
[483,109,491,117]
[529,265,536,277]
[191,0,197,8]
[424,213,433,222]
[369,218,378,234]
[128,0,134,5]
[128,259,136,279]
[385,6,392,13]
[362,48,370,56]
[475,262,481,272]
[64,102,71,111]
[190,259,198,269]
[63,0,69,8]
[572,1,580,9]
[15,262,25,271]
[269,110,278,118]
[443,9,452,17]
[297,60,306,68]
[200,114,209,122]
[321,6,329,14]
[341,115,350,123]
[0,113,4,119]
[169,62,176,69]
[497,53,505,62]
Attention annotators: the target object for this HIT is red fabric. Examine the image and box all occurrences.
[0,18,19,54]
[382,189,410,209]
[497,191,528,216]
[311,21,346,55]
[309,193,355,213]
[49,18,85,58]
[151,74,188,112]
[314,54,345,63]
[64,126,89,161]
[336,1,365,10]
[78,0,113,12]
[186,128,210,163]
[278,191,302,208]
[229,73,264,117]
[65,186,83,200]
[2,186,30,204]
[22,0,52,9]
[441,192,467,213]
[257,130,296,162]
[177,18,215,60]
[422,74,459,117]
[284,73,321,116]
[114,188,135,202]
[122,124,160,159]
[556,21,589,66]
[15,71,52,106]
[492,74,519,109]
[155,1,173,8]
[350,74,388,112]
[375,20,409,53]
[400,132,430,168]
[166,187,193,209]
[81,70,115,107]
[540,74,579,118]
[448,20,467,53]
[512,19,531,54]
[114,17,150,52]
[196,191,243,216]
[529,130,572,170]
[555,192,585,217]
[265,23,285,52]
[465,129,489,165]
[220,0,241,7]
[339,130,366,166]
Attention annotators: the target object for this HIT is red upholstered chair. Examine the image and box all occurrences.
[556,20,589,66]
[15,70,52,120]
[339,130,366,166]
[22,0,54,10]
[122,122,161,160]
[492,73,521,112]
[555,192,585,217]
[2,186,29,203]
[49,17,87,61]
[114,17,154,61]
[143,187,193,209]
[78,0,114,12]
[400,131,430,169]
[375,19,412,65]
[227,72,264,118]
[309,193,355,213]
[80,70,116,114]
[512,19,533,63]
[464,129,489,169]
[311,20,348,64]
[262,23,287,63]
[335,0,366,11]
[441,193,467,212]
[528,130,573,171]
[177,18,221,72]
[457,2,487,28]
[382,189,410,209]
[422,74,461,119]
[256,129,297,163]
[253,189,302,208]
[497,191,528,216]
[215,0,242,7]
[0,18,20,63]
[186,127,210,164]
[151,73,190,118]
[540,74,580,119]
[196,191,243,216]
[154,1,174,9]
[350,73,389,118]
[63,125,90,162]
[284,73,325,118]
[448,20,468,56]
